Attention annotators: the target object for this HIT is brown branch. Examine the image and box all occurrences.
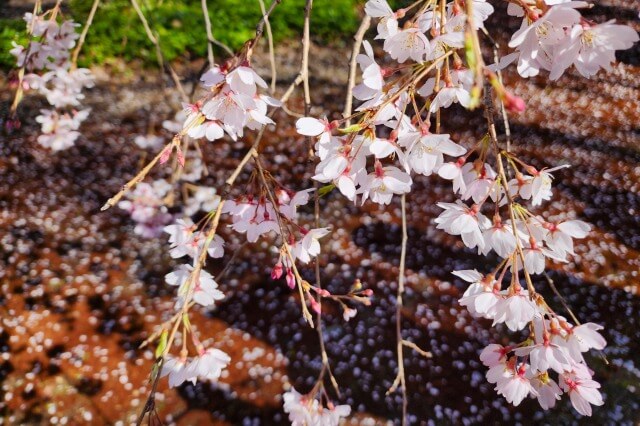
[201,0,215,66]
[70,0,101,70]
[343,16,371,126]
[258,0,278,93]
[130,0,189,102]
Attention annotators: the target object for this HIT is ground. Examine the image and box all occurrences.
[1,2,640,425]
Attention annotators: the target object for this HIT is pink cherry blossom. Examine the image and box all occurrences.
[494,363,537,406]
[492,287,539,331]
[531,373,563,409]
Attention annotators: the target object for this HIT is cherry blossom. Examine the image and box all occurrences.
[165,264,225,307]
[160,356,191,388]
[399,130,466,176]
[494,362,537,406]
[435,201,490,251]
[365,0,399,40]
[455,270,502,320]
[384,28,430,63]
[531,373,563,410]
[118,180,172,238]
[560,370,604,416]
[508,3,583,77]
[185,347,231,382]
[360,163,412,205]
[282,387,351,425]
[293,228,331,264]
[492,287,539,331]
[515,339,572,374]
[519,165,570,206]
[550,20,640,79]
[480,343,511,368]
[555,322,606,364]
[543,220,591,257]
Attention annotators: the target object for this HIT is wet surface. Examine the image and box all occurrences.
[1,2,640,425]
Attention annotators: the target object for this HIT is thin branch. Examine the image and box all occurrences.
[387,193,409,426]
[201,0,215,66]
[258,0,277,93]
[481,27,512,150]
[343,16,371,126]
[130,0,189,102]
[255,0,282,43]
[101,138,179,211]
[70,0,100,70]
[402,340,432,359]
[300,0,340,396]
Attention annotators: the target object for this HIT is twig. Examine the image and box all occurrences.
[387,193,409,426]
[101,138,179,211]
[402,340,432,359]
[130,0,189,102]
[253,155,315,325]
[343,16,371,126]
[481,27,512,150]
[201,0,215,67]
[543,272,580,325]
[255,0,282,43]
[70,0,101,70]
[484,86,537,295]
[135,357,165,426]
[301,0,340,396]
[258,0,277,93]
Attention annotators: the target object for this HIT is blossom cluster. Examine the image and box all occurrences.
[40,0,637,422]
[117,179,173,238]
[11,12,95,150]
[181,63,281,141]
[161,347,231,388]
[288,0,637,419]
[283,387,351,426]
[507,0,639,79]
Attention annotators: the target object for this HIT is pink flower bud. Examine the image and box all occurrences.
[176,147,185,167]
[309,296,321,314]
[4,117,21,132]
[271,262,283,280]
[317,288,331,297]
[504,92,526,113]
[159,145,173,164]
[286,268,295,289]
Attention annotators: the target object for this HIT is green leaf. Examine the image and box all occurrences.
[155,329,168,358]
[318,184,336,197]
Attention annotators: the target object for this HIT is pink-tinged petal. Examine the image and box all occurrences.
[296,117,326,136]
[557,220,591,238]
[452,269,483,282]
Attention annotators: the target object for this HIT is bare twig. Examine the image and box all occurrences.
[402,340,432,359]
[130,0,189,102]
[387,193,409,426]
[300,0,340,396]
[481,27,512,150]
[343,16,371,126]
[201,0,215,67]
[70,0,101,70]
[258,0,277,93]
[101,138,179,211]
[255,0,282,43]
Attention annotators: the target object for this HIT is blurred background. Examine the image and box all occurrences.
[1,0,639,424]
